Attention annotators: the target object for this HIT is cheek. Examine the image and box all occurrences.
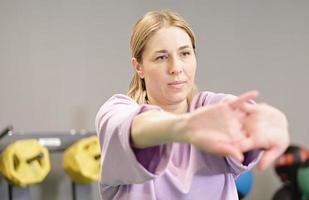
[149,71,164,82]
[145,70,166,89]
[190,65,196,76]
[186,60,197,80]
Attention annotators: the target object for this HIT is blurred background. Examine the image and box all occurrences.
[0,0,308,199]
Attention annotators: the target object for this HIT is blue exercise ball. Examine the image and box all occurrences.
[235,170,253,199]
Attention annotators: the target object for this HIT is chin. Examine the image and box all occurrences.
[167,92,189,103]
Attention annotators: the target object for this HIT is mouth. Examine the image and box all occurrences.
[167,80,187,89]
[168,80,187,85]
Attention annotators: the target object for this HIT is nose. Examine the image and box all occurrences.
[168,56,183,75]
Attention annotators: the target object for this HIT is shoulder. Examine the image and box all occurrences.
[190,91,236,109]
[95,94,138,121]
[98,94,140,112]
[96,94,162,120]
[106,94,138,105]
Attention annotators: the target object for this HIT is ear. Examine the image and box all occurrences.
[131,57,144,79]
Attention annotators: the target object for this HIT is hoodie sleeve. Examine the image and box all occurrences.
[95,94,172,186]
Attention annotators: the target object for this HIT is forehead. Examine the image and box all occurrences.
[144,26,192,53]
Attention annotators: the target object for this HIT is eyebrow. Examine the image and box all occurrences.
[153,45,192,54]
[178,45,192,51]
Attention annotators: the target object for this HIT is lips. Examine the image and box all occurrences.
[168,80,187,85]
[167,80,187,89]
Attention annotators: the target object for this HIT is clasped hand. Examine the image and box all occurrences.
[185,91,290,171]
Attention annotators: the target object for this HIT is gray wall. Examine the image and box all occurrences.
[0,0,308,199]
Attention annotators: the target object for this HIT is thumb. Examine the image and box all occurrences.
[214,144,244,162]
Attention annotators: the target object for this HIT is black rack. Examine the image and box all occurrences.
[0,128,98,200]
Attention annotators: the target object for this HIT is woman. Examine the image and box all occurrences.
[95,10,289,200]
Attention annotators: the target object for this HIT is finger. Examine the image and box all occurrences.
[228,90,259,110]
[236,137,257,152]
[235,109,247,120]
[236,102,257,114]
[214,143,244,162]
[257,149,280,171]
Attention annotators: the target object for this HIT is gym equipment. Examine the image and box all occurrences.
[275,145,308,183]
[62,135,100,184]
[273,145,309,200]
[235,170,253,199]
[0,125,13,140]
[298,160,309,198]
[273,183,294,200]
[62,135,100,200]
[0,130,98,200]
[0,139,50,187]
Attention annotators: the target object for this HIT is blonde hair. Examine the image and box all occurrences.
[128,10,198,104]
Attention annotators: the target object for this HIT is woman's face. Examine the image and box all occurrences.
[138,26,196,107]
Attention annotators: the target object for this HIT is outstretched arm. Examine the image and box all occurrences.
[131,91,259,162]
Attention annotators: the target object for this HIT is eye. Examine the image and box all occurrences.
[155,55,168,61]
[180,51,191,57]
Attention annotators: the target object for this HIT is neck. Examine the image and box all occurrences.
[147,98,188,114]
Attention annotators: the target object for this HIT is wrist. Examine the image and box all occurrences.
[169,113,190,143]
